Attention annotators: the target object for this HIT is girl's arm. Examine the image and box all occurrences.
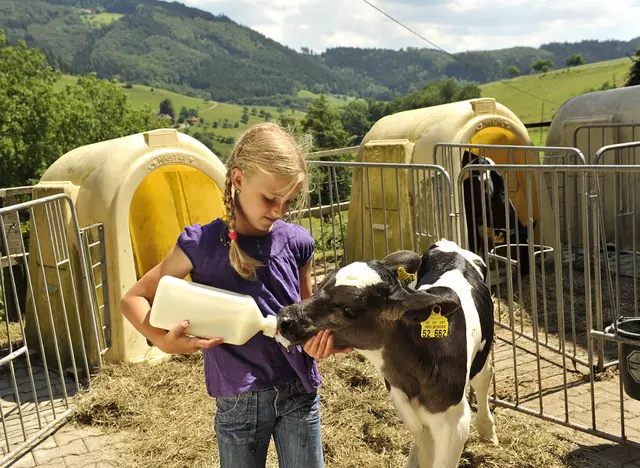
[120,246,223,354]
[300,260,353,358]
[300,259,313,300]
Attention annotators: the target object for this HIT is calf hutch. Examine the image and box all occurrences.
[344,97,556,265]
[545,85,640,252]
[23,129,228,371]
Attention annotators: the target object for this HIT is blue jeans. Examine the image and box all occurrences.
[214,379,324,468]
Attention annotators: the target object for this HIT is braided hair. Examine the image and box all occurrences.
[221,122,310,281]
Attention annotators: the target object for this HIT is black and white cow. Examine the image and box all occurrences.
[276,239,498,468]
[462,150,534,275]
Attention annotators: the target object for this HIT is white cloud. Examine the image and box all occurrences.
[182,0,640,54]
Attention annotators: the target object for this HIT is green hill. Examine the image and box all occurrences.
[3,0,639,105]
[54,55,635,156]
[53,75,344,157]
[480,57,632,144]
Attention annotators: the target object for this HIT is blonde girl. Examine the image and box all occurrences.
[121,122,350,468]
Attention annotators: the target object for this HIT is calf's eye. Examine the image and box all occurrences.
[343,307,356,318]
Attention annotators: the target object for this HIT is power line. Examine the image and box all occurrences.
[360,0,560,106]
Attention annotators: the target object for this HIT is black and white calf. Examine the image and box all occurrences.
[276,239,498,468]
[462,150,534,275]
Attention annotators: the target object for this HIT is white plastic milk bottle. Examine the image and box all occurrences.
[149,275,278,345]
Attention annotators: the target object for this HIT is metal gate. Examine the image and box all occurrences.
[0,193,109,465]
[457,160,640,447]
[289,159,453,288]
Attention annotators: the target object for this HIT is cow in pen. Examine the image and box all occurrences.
[275,239,498,468]
[461,150,535,276]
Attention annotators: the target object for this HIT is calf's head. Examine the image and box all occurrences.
[462,150,536,249]
[276,250,459,350]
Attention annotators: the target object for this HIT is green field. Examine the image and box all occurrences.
[480,57,630,125]
[53,56,634,155]
[78,12,124,28]
[54,75,313,156]
[297,89,353,107]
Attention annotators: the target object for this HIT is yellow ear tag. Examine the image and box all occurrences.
[398,266,416,287]
[420,306,449,338]
[494,231,506,244]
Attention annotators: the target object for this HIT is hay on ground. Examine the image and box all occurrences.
[71,350,616,468]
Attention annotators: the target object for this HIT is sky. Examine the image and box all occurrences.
[182,0,640,54]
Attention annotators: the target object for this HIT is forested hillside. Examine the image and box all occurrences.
[0,0,376,101]
[1,0,639,104]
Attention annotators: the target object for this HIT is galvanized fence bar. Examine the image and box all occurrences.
[79,223,111,354]
[307,146,360,160]
[593,142,640,325]
[0,193,105,466]
[433,143,586,249]
[573,122,640,165]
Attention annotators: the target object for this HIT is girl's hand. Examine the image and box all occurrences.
[158,320,223,354]
[303,330,353,359]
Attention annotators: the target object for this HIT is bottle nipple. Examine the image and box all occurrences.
[263,315,278,338]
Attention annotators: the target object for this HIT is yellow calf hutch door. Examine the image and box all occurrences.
[129,160,225,280]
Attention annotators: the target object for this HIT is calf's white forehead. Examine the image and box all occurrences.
[335,262,383,288]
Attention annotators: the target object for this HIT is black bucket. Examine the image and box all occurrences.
[615,316,640,401]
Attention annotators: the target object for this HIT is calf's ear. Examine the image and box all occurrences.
[380,250,421,287]
[400,287,460,326]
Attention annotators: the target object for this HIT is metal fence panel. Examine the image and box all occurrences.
[0,194,105,465]
[286,160,452,289]
[433,143,586,250]
[573,122,640,165]
[458,163,640,448]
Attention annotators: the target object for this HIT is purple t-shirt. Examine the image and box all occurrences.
[176,218,322,398]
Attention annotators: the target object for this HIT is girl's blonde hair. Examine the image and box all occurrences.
[223,122,310,281]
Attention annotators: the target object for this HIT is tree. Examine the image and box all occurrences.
[159,98,175,118]
[341,100,371,145]
[0,37,61,188]
[532,58,554,74]
[301,95,351,205]
[277,113,298,132]
[0,30,162,189]
[507,66,520,78]
[301,95,349,151]
[566,53,585,67]
[625,47,640,87]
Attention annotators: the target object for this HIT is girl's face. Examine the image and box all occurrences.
[231,168,302,235]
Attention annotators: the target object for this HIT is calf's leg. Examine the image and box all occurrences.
[420,399,471,468]
[406,427,433,468]
[387,387,432,468]
[469,360,499,445]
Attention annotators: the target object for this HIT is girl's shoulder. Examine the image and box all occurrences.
[176,218,226,271]
[178,218,225,247]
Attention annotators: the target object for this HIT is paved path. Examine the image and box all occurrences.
[5,423,131,468]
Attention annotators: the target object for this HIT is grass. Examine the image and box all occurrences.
[297,89,353,108]
[53,75,315,156]
[78,12,124,28]
[480,58,632,126]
